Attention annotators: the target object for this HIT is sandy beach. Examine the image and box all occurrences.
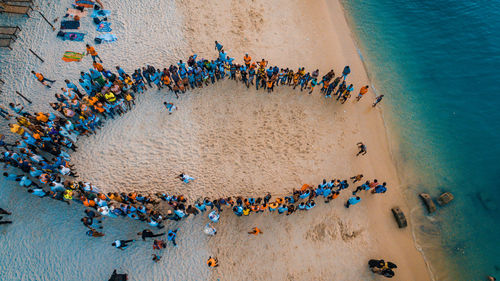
[0,0,432,280]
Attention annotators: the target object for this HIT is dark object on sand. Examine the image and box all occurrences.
[391,207,407,228]
[437,192,454,206]
[108,270,127,281]
[368,259,397,278]
[419,193,436,213]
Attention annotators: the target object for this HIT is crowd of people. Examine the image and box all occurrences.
[1,41,389,270]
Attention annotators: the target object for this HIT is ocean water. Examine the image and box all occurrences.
[342,0,500,280]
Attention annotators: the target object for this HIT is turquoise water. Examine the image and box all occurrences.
[342,0,500,280]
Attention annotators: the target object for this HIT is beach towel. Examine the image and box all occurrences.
[62,51,84,62]
[60,20,80,30]
[57,31,85,41]
[91,9,111,18]
[96,22,111,32]
[75,0,94,8]
[95,33,117,44]
[66,8,88,18]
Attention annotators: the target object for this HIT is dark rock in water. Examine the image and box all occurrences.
[391,207,407,228]
[419,193,436,213]
[437,192,454,206]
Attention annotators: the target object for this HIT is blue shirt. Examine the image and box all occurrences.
[348,197,361,205]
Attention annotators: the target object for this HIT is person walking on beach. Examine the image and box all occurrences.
[342,65,351,80]
[111,239,135,250]
[356,85,369,101]
[345,196,361,208]
[353,180,371,195]
[138,229,165,241]
[248,227,263,235]
[207,256,219,268]
[356,142,367,156]
[31,71,55,88]
[163,102,177,114]
[86,44,103,63]
[350,174,363,183]
[167,229,178,247]
[373,95,384,107]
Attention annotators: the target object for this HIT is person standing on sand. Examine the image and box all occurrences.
[167,229,178,247]
[356,85,369,101]
[342,65,351,80]
[152,254,161,263]
[345,196,361,208]
[207,256,219,267]
[86,44,103,63]
[372,182,388,194]
[31,71,55,88]
[373,95,384,107]
[215,41,223,52]
[248,227,263,235]
[163,102,177,114]
[356,142,367,156]
[353,180,371,195]
[243,53,252,69]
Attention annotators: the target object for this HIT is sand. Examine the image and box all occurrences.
[173,0,433,280]
[0,0,432,280]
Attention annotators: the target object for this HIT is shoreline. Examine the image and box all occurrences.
[336,1,437,280]
[328,1,433,280]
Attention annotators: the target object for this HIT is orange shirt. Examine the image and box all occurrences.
[251,227,262,235]
[359,86,369,95]
[35,73,44,81]
[94,104,105,113]
[36,113,48,123]
[93,62,104,72]
[244,55,251,64]
[87,46,97,56]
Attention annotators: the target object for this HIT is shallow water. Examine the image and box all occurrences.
[342,0,500,280]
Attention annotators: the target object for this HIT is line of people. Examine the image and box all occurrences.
[1,41,388,241]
